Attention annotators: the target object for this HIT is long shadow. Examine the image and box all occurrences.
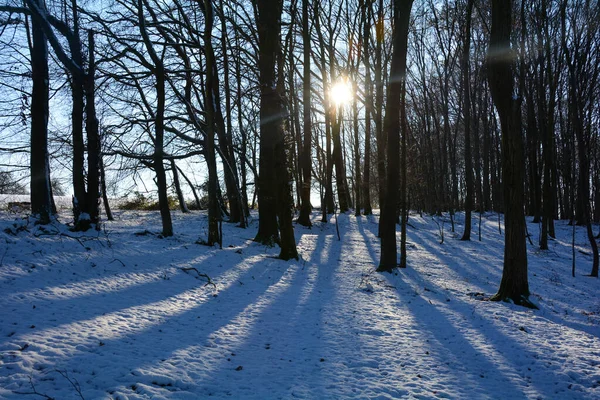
[408,223,503,292]
[0,223,225,297]
[1,248,275,360]
[410,224,600,339]
[308,214,349,397]
[355,215,380,265]
[6,255,298,399]
[186,258,321,398]
[308,216,491,398]
[0,246,252,336]
[393,265,593,400]
[344,214,552,398]
[384,270,534,399]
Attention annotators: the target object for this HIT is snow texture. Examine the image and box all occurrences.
[0,206,599,399]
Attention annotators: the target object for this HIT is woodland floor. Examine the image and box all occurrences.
[0,201,599,399]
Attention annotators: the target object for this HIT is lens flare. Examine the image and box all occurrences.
[330,78,353,106]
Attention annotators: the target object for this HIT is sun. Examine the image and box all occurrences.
[330,78,353,107]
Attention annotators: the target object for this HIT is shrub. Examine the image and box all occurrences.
[119,192,179,211]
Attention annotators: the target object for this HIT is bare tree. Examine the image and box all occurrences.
[487,0,534,307]
[378,0,413,272]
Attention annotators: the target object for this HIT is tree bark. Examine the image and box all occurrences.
[70,0,87,230]
[487,0,534,307]
[254,0,298,259]
[86,29,101,228]
[138,0,172,237]
[29,0,52,224]
[170,159,189,213]
[99,155,113,221]
[362,0,373,215]
[204,0,221,245]
[296,0,313,227]
[461,0,474,241]
[378,0,413,272]
[375,0,386,212]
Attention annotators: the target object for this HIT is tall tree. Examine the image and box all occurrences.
[460,0,474,241]
[296,0,312,227]
[204,0,222,245]
[560,0,599,277]
[27,0,101,230]
[374,0,385,213]
[85,29,101,228]
[361,0,373,215]
[254,0,298,260]
[29,0,53,224]
[487,0,534,307]
[137,0,173,237]
[378,0,413,272]
[214,0,244,226]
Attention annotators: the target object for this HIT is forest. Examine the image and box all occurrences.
[0,0,600,398]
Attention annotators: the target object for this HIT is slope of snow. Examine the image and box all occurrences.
[0,208,598,399]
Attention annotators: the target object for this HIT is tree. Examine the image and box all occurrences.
[0,171,27,194]
[137,0,173,237]
[378,0,413,272]
[460,0,474,241]
[254,0,298,260]
[487,0,535,308]
[560,0,599,277]
[25,0,102,230]
[296,0,312,227]
[204,0,222,245]
[361,0,373,215]
[28,0,53,224]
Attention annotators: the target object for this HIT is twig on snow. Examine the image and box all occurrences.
[180,267,216,288]
[12,376,54,399]
[109,258,126,267]
[54,370,85,400]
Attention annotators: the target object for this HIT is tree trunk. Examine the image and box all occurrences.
[378,0,413,272]
[99,155,113,221]
[137,0,172,237]
[254,0,281,245]
[375,0,385,211]
[204,0,221,245]
[212,36,242,224]
[86,29,101,228]
[296,0,312,227]
[461,0,474,241]
[255,0,298,259]
[234,29,250,219]
[170,159,189,213]
[362,0,373,216]
[332,109,349,213]
[29,0,52,224]
[314,2,334,217]
[487,0,534,308]
[176,165,201,210]
[353,82,361,217]
[70,1,87,230]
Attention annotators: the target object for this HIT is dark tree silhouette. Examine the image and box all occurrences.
[378,0,413,272]
[487,0,535,308]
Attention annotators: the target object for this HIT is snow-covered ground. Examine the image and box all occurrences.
[0,206,599,399]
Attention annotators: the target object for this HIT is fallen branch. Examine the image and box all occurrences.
[12,376,54,399]
[180,267,216,288]
[109,258,126,267]
[54,370,84,400]
[34,231,88,249]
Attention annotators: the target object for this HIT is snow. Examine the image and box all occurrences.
[78,213,91,221]
[0,207,599,399]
